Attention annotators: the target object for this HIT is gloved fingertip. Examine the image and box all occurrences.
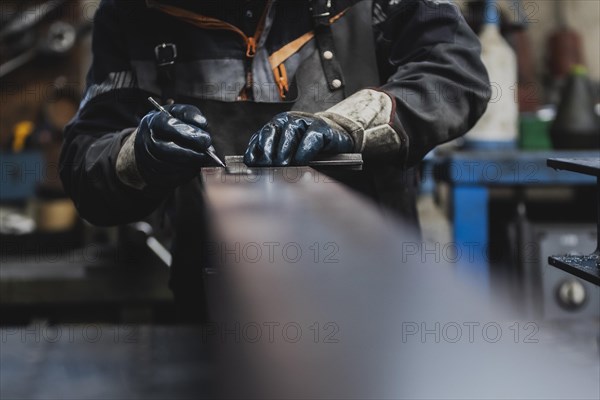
[152,110,172,126]
[193,115,208,129]
[250,150,274,167]
[167,104,208,129]
[293,131,323,165]
[273,152,292,166]
[292,152,310,166]
[197,133,212,150]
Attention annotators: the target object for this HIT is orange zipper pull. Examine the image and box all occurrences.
[275,64,289,99]
[246,37,257,57]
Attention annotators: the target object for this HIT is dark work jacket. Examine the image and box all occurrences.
[60,0,490,317]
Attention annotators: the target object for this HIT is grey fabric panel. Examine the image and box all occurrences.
[330,0,380,95]
[130,60,161,95]
[284,38,317,96]
[253,47,280,103]
[258,0,278,49]
[285,39,316,78]
[291,46,345,113]
[132,59,246,102]
[291,0,379,112]
[255,34,318,103]
[176,59,245,102]
[252,0,279,102]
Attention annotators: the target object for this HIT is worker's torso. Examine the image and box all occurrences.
[112,0,419,312]
[120,0,379,154]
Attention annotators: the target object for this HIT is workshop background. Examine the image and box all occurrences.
[0,0,599,398]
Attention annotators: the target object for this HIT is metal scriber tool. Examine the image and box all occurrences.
[148,97,226,167]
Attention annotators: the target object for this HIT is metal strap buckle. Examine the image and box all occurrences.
[154,43,177,67]
[310,0,332,18]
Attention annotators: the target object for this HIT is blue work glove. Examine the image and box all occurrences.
[134,104,213,188]
[244,112,354,166]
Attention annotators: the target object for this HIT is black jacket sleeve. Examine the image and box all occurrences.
[60,0,164,226]
[374,0,491,167]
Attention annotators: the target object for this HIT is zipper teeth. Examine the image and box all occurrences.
[214,0,271,58]
[242,0,272,99]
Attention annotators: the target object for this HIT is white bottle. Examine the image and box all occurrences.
[465,0,518,149]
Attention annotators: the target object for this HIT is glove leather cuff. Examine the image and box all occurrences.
[316,89,405,157]
[116,128,146,190]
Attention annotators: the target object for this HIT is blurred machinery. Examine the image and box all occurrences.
[0,1,179,325]
[434,1,599,323]
[522,223,598,319]
[0,0,92,78]
[464,0,519,149]
[1,0,92,241]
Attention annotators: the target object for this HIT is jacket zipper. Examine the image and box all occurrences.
[191,5,269,100]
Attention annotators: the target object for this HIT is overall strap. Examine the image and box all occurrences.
[154,42,178,103]
[310,0,346,94]
[154,38,178,227]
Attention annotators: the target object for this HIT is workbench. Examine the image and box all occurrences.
[0,325,212,399]
[434,150,598,283]
[547,158,600,285]
[0,241,173,324]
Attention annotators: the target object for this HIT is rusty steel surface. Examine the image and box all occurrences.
[200,162,600,399]
[1,162,599,399]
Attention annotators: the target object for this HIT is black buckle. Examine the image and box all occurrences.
[154,43,177,67]
[312,10,330,18]
[310,0,331,23]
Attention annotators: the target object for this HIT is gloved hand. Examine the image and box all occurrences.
[116,104,213,190]
[244,112,354,166]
